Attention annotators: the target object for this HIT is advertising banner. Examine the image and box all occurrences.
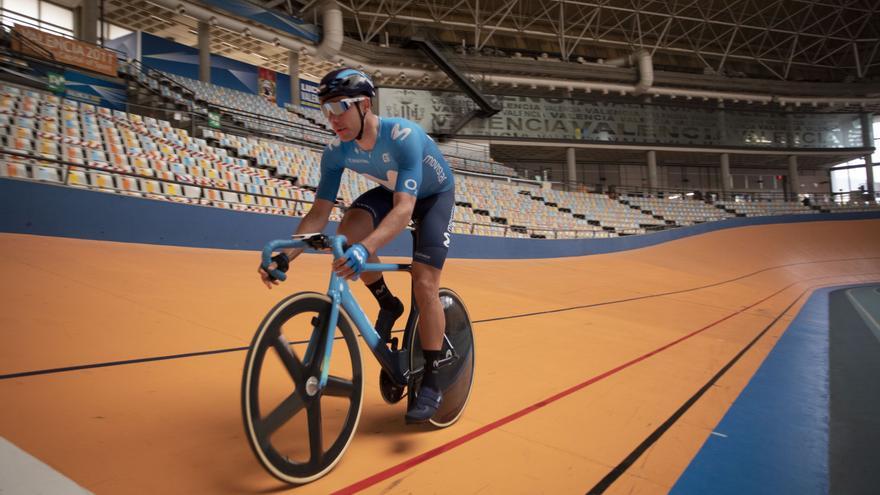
[300,79,320,109]
[12,25,118,77]
[379,88,864,149]
[258,67,277,104]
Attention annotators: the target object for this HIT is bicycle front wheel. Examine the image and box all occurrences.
[242,292,364,484]
[408,288,476,427]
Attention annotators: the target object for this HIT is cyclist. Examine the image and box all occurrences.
[258,68,455,424]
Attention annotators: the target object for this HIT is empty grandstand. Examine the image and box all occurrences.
[3,1,880,494]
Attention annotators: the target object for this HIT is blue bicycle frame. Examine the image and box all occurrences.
[261,234,414,390]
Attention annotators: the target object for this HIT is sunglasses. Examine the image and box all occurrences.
[320,97,367,117]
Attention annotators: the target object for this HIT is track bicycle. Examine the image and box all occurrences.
[241,233,475,484]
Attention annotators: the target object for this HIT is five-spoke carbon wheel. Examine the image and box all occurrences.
[242,292,363,484]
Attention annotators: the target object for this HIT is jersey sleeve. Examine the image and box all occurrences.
[392,126,423,197]
[315,144,343,202]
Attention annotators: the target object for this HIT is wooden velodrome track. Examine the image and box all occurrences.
[1,218,879,494]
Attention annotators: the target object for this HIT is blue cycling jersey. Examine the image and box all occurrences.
[315,117,455,202]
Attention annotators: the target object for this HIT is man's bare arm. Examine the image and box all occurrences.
[282,198,335,261]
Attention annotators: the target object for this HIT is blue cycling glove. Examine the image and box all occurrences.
[341,243,370,280]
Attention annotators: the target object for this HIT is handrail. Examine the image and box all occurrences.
[451,218,619,239]
[610,183,796,202]
[3,25,56,63]
[0,25,132,88]
[117,97,326,153]
[1,16,128,60]
[137,70,331,135]
[0,148,327,211]
[2,146,618,239]
[0,8,71,42]
[124,58,196,102]
[444,154,519,178]
[122,73,325,152]
[207,96,334,139]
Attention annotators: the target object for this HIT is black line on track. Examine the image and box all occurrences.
[0,347,248,380]
[472,256,879,325]
[585,290,807,494]
[1,256,876,381]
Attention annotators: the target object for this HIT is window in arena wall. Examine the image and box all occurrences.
[830,116,879,194]
[832,166,879,194]
[1,0,74,38]
[98,20,131,42]
[873,118,880,164]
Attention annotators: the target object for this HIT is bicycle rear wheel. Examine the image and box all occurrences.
[408,288,475,427]
[242,292,363,484]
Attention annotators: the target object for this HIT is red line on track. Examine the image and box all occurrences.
[331,280,802,494]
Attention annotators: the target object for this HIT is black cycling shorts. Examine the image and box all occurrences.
[349,186,455,270]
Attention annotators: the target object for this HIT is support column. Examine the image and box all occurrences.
[788,155,800,201]
[862,113,876,203]
[80,0,98,45]
[566,147,576,190]
[720,153,731,200]
[198,21,211,83]
[647,150,658,194]
[289,51,301,107]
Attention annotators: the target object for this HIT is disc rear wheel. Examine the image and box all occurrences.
[408,288,475,427]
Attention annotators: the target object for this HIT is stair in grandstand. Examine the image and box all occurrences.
[405,32,501,138]
[0,29,63,92]
[122,61,196,132]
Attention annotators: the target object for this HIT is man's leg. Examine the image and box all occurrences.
[412,261,445,351]
[337,208,380,283]
[337,207,404,341]
[405,261,446,424]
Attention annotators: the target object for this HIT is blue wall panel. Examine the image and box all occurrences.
[199,0,319,42]
[3,179,880,258]
[28,64,127,111]
[137,32,315,111]
[105,32,138,60]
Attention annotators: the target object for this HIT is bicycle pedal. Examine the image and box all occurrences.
[434,351,458,369]
[379,369,405,404]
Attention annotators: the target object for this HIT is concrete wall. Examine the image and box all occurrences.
[2,178,878,259]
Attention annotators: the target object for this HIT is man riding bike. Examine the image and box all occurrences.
[258,68,456,424]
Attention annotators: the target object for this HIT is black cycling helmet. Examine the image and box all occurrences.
[318,68,375,141]
[318,68,375,101]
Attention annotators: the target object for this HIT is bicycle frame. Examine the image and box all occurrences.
[262,235,416,389]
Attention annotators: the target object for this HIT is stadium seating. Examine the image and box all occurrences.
[814,202,880,213]
[438,142,518,178]
[715,200,818,217]
[540,189,667,235]
[621,195,733,226]
[2,81,877,241]
[164,74,332,145]
[0,82,333,219]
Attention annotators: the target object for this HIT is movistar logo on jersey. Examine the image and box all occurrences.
[391,123,412,141]
[423,155,448,184]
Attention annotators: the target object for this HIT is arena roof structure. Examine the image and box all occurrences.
[75,0,880,170]
[97,0,880,99]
